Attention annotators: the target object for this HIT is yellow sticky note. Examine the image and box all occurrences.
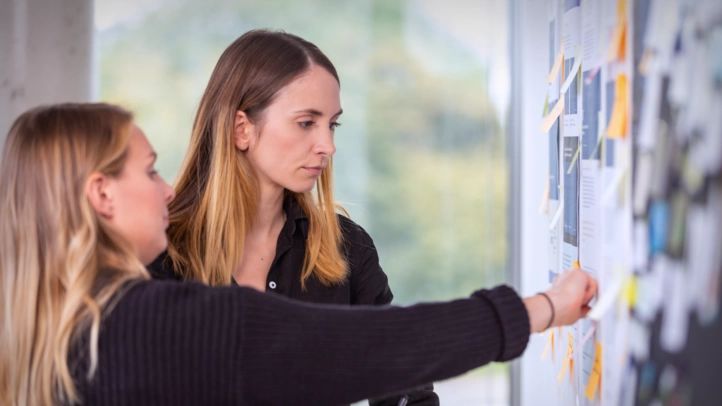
[622,275,638,308]
[541,94,565,133]
[566,142,582,175]
[557,332,574,383]
[573,261,581,269]
[542,93,550,117]
[584,341,603,401]
[606,75,628,139]
[547,43,564,83]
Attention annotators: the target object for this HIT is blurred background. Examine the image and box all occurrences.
[95,0,511,306]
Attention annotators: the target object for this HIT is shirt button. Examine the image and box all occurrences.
[269,281,277,289]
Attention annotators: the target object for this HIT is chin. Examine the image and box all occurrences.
[285,184,316,194]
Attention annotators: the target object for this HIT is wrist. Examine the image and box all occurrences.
[522,293,554,333]
[537,292,555,330]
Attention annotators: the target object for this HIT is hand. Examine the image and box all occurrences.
[545,268,597,327]
[523,268,597,333]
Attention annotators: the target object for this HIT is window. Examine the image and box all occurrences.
[97,0,510,403]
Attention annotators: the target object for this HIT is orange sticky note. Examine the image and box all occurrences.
[541,94,565,133]
[606,75,628,138]
[573,261,581,269]
[547,43,564,83]
[541,329,555,360]
[639,49,653,76]
[614,23,627,62]
[557,332,574,383]
[607,0,627,62]
[584,341,603,401]
[541,330,552,360]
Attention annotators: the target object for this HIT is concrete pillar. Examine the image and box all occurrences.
[0,0,93,149]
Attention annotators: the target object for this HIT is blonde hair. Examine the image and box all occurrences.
[0,103,148,405]
[167,30,347,288]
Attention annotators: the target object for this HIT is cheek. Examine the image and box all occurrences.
[254,132,301,170]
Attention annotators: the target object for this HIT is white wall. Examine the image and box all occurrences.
[0,0,94,148]
[512,0,560,405]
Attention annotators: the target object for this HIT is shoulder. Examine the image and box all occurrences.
[336,214,394,305]
[337,214,376,250]
[109,279,254,335]
[146,250,182,281]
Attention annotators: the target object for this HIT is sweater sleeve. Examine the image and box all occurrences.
[235,283,529,405]
[90,281,530,406]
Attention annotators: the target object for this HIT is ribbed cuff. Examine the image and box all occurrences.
[473,285,530,362]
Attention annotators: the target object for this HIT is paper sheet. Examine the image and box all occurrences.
[627,317,651,361]
[634,255,667,323]
[660,260,691,353]
[686,185,722,325]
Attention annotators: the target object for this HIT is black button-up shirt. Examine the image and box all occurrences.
[148,196,438,405]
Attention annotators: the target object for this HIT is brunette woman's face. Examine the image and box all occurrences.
[240,64,341,194]
[103,127,175,264]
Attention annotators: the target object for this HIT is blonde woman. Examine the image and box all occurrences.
[151,29,430,404]
[0,103,596,405]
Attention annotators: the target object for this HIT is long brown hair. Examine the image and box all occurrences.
[167,29,347,287]
[0,104,148,405]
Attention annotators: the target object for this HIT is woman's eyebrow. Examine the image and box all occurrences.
[293,108,343,117]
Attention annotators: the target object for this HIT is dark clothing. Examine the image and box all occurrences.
[148,196,434,404]
[149,196,394,306]
[71,280,530,405]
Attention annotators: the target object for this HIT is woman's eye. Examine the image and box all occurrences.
[330,122,342,130]
[299,121,315,129]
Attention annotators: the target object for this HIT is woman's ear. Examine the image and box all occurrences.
[234,110,253,151]
[86,172,114,219]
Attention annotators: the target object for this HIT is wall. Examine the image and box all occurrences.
[511,0,563,404]
[0,0,94,148]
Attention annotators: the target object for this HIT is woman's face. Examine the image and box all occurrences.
[102,126,175,265]
[241,64,341,194]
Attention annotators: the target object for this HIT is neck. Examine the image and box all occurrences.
[253,183,286,237]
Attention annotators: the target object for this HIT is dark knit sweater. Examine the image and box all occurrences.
[70,280,530,405]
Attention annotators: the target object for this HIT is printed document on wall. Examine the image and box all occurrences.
[578,0,603,403]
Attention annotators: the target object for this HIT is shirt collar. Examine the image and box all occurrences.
[282,192,309,237]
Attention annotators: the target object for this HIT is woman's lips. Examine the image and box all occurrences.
[304,167,324,176]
